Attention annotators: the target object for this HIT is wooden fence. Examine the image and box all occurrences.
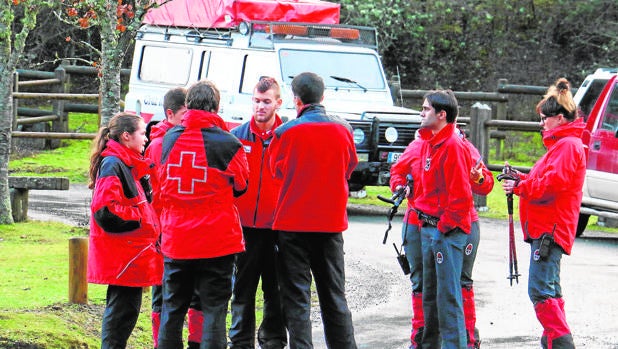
[12,64,549,169]
[12,63,130,147]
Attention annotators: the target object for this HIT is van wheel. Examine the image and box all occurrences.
[576,213,590,237]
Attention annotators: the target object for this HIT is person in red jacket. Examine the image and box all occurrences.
[414,90,473,348]
[87,112,163,349]
[269,72,358,348]
[390,128,492,349]
[145,87,204,349]
[501,78,585,349]
[156,80,249,349]
[229,77,287,349]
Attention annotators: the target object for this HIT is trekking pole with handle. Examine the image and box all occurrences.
[377,174,413,244]
[497,165,521,286]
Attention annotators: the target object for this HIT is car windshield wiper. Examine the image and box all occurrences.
[330,75,368,92]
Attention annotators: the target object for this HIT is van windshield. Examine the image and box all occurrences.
[279,49,385,90]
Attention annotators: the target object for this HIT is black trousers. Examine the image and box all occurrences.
[229,227,286,348]
[158,255,235,349]
[277,231,357,349]
[101,285,142,349]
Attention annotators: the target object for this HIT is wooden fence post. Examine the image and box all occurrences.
[470,102,492,210]
[51,64,68,148]
[69,237,88,304]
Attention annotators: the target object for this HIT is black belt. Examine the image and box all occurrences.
[417,211,440,227]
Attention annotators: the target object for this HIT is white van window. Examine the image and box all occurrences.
[207,51,240,92]
[139,46,192,84]
[240,54,278,94]
[279,49,385,90]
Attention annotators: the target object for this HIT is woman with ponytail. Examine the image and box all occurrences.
[501,78,585,349]
[88,112,163,348]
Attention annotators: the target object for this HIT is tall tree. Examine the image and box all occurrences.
[0,0,52,224]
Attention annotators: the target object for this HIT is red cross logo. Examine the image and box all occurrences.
[166,151,207,194]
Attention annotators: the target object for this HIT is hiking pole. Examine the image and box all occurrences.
[497,165,521,286]
[506,192,520,285]
[377,174,413,244]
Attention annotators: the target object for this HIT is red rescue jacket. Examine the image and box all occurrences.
[88,140,163,287]
[158,109,249,259]
[414,124,473,234]
[390,138,423,225]
[231,115,283,229]
[514,119,586,254]
[269,104,358,232]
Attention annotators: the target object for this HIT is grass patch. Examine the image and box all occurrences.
[0,220,265,348]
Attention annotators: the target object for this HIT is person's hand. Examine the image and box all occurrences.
[470,159,484,184]
[502,179,517,194]
[395,184,411,198]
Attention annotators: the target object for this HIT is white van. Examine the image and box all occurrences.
[124,20,421,190]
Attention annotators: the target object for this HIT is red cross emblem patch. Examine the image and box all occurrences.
[166,151,207,194]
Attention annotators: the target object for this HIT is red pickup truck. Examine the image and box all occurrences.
[574,68,618,236]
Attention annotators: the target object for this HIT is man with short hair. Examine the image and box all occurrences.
[156,80,249,349]
[229,77,287,349]
[414,90,473,348]
[145,87,205,349]
[268,72,358,349]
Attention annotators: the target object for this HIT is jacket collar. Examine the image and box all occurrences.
[542,118,585,148]
[101,139,153,178]
[250,113,283,141]
[182,109,229,131]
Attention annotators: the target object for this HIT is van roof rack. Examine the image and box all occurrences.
[246,21,378,50]
[137,24,233,46]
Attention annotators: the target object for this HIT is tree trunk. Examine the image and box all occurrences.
[0,56,15,225]
[98,6,125,126]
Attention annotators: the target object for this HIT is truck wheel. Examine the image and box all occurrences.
[576,213,590,237]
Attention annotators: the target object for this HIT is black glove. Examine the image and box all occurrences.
[139,175,153,203]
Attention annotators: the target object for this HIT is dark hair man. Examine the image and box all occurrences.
[156,80,249,349]
[414,89,473,348]
[268,72,358,348]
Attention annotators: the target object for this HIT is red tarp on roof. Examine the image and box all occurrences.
[143,0,340,28]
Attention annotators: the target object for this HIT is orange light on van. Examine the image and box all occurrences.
[330,28,360,40]
[266,24,308,36]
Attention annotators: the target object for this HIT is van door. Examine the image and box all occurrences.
[586,78,618,202]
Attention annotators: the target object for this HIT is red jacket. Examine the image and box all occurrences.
[158,109,249,259]
[414,124,473,234]
[514,119,586,254]
[144,119,174,216]
[269,104,358,232]
[390,138,423,225]
[391,134,493,226]
[88,140,163,287]
[231,115,283,229]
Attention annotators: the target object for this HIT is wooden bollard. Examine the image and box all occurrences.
[69,237,88,304]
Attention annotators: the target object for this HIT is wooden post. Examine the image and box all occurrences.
[69,237,88,304]
[470,102,492,210]
[51,64,68,148]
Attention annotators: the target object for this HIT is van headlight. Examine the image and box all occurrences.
[353,128,365,144]
[384,127,398,143]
